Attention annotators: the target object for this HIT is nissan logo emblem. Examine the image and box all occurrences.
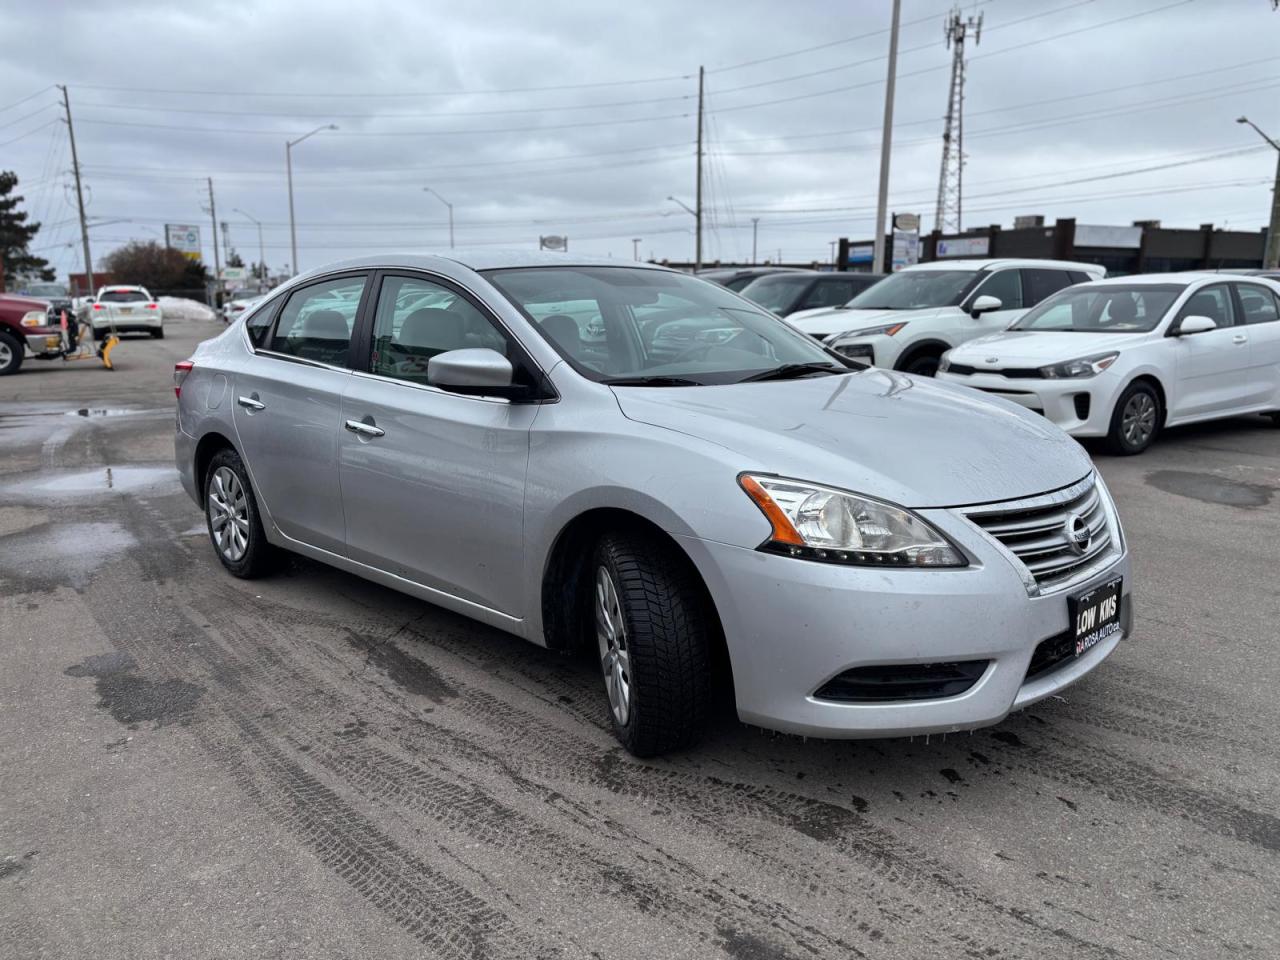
[985,357,999,364]
[1065,514,1091,555]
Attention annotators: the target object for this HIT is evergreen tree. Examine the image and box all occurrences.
[0,171,54,288]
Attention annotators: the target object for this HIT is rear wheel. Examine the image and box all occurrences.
[151,328,165,339]
[204,448,275,578]
[0,333,23,376]
[1105,381,1161,455]
[592,531,711,757]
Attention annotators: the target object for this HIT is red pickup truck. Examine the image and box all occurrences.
[0,293,61,375]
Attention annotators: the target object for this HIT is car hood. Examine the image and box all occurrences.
[949,330,1149,365]
[612,370,1091,508]
[788,306,945,338]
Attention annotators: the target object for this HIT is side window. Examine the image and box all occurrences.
[268,276,366,365]
[1021,269,1072,306]
[973,269,1023,310]
[804,279,854,308]
[245,301,276,347]
[370,275,510,385]
[1177,284,1236,328]
[1235,284,1280,325]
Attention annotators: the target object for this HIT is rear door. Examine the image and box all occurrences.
[798,277,857,312]
[1233,281,1280,406]
[232,273,368,554]
[337,271,539,616]
[1168,282,1252,420]
[1021,268,1075,308]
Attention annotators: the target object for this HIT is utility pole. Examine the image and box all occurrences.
[57,85,94,297]
[423,187,455,249]
[872,0,902,275]
[286,124,338,276]
[207,178,222,308]
[695,65,705,272]
[1237,117,1280,269]
[234,209,266,282]
[632,238,641,261]
[751,217,760,264]
[935,7,982,233]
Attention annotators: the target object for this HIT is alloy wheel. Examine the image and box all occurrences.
[595,565,632,726]
[1122,392,1156,447]
[208,466,250,562]
[0,340,12,368]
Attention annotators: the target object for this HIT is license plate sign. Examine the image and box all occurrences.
[1070,577,1122,657]
[120,307,133,314]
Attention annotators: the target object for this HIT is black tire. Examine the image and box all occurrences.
[1105,381,1162,455]
[0,333,23,376]
[899,350,942,377]
[591,531,712,757]
[151,328,165,339]
[203,447,275,578]
[92,326,105,342]
[1267,412,1280,426]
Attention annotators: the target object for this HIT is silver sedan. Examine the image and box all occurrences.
[175,251,1132,756]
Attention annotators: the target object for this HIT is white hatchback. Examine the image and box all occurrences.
[795,259,1105,375]
[937,273,1280,454]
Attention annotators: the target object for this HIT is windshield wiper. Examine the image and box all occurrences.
[737,362,844,383]
[604,375,704,387]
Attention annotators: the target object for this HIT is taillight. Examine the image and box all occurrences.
[174,360,194,398]
[92,303,104,311]
[146,303,159,310]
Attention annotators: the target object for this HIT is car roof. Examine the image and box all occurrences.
[294,250,675,279]
[1082,271,1278,287]
[101,284,148,292]
[905,258,1106,273]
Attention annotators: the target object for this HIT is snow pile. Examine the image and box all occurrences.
[159,297,217,322]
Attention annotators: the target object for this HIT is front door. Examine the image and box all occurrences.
[338,272,538,617]
[960,268,1026,345]
[1168,282,1253,420]
[232,273,367,554]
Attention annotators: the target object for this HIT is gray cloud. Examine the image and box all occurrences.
[2,0,1277,276]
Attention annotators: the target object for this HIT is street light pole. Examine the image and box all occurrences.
[233,208,266,284]
[286,124,338,276]
[872,0,902,275]
[1237,116,1280,270]
[423,187,454,249]
[632,238,641,261]
[751,217,760,265]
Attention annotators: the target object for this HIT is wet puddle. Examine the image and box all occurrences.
[14,465,178,498]
[0,521,137,591]
[1145,469,1274,508]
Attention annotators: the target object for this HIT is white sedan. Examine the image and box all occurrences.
[937,273,1280,454]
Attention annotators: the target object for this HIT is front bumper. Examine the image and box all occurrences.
[936,369,1123,437]
[24,327,64,356]
[678,510,1130,739]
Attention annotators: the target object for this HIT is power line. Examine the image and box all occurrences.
[0,85,55,114]
[0,119,60,149]
[0,102,58,132]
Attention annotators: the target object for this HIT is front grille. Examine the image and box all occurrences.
[813,660,989,703]
[944,362,1043,378]
[1025,628,1077,682]
[964,474,1117,594]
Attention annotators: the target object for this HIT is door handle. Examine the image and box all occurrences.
[344,418,385,438]
[1232,334,1248,344]
[236,395,265,410]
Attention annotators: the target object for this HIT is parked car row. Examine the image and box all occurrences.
[177,251,1134,757]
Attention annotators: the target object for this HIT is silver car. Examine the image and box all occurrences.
[175,251,1132,756]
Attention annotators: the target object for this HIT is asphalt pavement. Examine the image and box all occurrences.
[2,314,1277,959]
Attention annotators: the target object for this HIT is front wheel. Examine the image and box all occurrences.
[592,532,711,757]
[0,334,23,376]
[204,448,275,578]
[1105,381,1161,455]
[899,352,941,377]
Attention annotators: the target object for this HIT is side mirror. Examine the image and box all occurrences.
[1173,315,1217,336]
[970,295,1003,317]
[427,347,520,397]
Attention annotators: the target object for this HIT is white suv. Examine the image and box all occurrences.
[789,259,1105,376]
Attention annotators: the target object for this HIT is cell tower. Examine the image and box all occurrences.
[934,8,982,233]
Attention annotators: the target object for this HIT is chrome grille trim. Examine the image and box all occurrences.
[961,473,1122,595]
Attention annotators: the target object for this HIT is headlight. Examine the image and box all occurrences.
[1039,352,1119,379]
[739,474,966,567]
[20,310,46,327]
[837,321,907,341]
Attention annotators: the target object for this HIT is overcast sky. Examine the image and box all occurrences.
[2,0,1277,277]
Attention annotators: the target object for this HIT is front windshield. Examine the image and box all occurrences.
[1010,284,1183,333]
[844,269,978,310]
[486,266,843,385]
[738,274,811,313]
[24,283,67,297]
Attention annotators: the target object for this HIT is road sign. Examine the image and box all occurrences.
[539,235,568,251]
[166,224,202,261]
[893,212,920,232]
